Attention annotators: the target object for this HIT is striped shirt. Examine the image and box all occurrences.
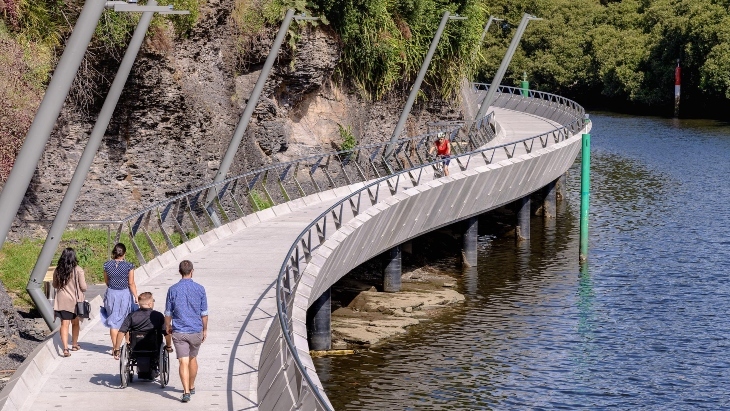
[103,260,134,290]
[165,278,208,334]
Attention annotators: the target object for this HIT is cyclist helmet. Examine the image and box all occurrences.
[437,132,446,140]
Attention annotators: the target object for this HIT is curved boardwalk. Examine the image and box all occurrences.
[15,108,563,410]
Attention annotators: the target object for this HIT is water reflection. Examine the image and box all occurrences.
[315,113,730,409]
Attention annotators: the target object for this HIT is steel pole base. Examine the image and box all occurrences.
[306,288,331,351]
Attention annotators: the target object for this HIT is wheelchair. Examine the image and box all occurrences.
[119,329,170,388]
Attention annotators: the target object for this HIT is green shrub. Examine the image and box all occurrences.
[338,123,356,152]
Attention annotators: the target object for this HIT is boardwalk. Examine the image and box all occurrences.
[13,107,566,410]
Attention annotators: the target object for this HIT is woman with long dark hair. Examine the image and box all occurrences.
[52,248,87,357]
[101,243,138,352]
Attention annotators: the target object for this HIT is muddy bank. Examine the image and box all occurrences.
[330,266,464,349]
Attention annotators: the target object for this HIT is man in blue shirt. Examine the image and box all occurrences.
[165,260,208,403]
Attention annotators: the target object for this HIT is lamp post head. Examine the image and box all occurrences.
[294,13,321,21]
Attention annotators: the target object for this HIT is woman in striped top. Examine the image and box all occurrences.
[102,243,138,351]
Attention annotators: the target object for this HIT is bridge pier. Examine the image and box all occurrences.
[556,174,566,201]
[516,196,531,241]
[543,180,557,219]
[307,288,331,351]
[462,217,478,267]
[383,245,402,293]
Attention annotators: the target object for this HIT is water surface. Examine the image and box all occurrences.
[315,113,730,409]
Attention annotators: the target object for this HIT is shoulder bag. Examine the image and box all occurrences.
[74,267,91,319]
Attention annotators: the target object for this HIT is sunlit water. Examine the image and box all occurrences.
[314,113,730,409]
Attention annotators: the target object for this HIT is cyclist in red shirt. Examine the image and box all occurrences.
[429,132,452,176]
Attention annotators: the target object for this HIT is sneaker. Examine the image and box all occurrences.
[181,393,191,403]
[190,388,195,394]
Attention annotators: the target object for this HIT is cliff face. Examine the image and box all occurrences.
[15,1,462,226]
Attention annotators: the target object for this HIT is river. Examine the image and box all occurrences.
[313,112,730,409]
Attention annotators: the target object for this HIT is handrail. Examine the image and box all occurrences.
[82,98,500,267]
[271,86,586,409]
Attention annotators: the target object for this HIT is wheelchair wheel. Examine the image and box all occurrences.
[120,344,130,388]
[159,344,170,388]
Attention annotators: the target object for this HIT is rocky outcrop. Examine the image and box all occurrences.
[13,4,463,228]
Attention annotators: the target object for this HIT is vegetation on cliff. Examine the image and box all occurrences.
[233,0,730,113]
[0,0,198,182]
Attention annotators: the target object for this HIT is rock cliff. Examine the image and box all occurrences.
[13,0,463,227]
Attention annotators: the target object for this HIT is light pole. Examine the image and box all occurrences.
[384,11,467,159]
[472,13,541,125]
[205,10,320,217]
[24,1,189,331]
[477,15,503,50]
[0,0,107,252]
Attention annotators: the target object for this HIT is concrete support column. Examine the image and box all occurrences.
[556,174,566,202]
[544,180,557,219]
[516,195,531,241]
[383,245,402,293]
[462,217,478,267]
[306,289,331,351]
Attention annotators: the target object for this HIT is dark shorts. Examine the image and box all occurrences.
[55,310,77,320]
[438,155,451,166]
[172,332,203,359]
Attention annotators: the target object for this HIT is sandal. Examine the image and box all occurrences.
[71,345,80,351]
[165,345,174,353]
[63,349,71,357]
[113,349,120,360]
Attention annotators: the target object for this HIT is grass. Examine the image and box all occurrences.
[250,190,273,210]
[0,227,189,308]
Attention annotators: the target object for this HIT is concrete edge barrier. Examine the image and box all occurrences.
[257,125,590,410]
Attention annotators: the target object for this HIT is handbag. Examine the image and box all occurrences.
[74,267,90,319]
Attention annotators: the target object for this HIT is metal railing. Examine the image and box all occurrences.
[270,86,586,410]
[87,112,498,268]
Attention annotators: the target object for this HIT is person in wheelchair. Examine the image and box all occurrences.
[113,292,172,380]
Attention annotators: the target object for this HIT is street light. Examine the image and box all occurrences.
[471,13,541,128]
[384,12,467,159]
[204,10,322,221]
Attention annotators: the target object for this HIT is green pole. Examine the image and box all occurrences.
[520,72,529,97]
[579,133,590,262]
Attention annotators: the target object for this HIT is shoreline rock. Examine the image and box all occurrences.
[330,266,464,349]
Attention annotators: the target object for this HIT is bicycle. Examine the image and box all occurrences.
[431,155,446,179]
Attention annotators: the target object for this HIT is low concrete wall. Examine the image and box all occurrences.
[258,124,590,410]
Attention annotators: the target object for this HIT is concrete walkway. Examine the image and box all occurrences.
[17,108,562,410]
